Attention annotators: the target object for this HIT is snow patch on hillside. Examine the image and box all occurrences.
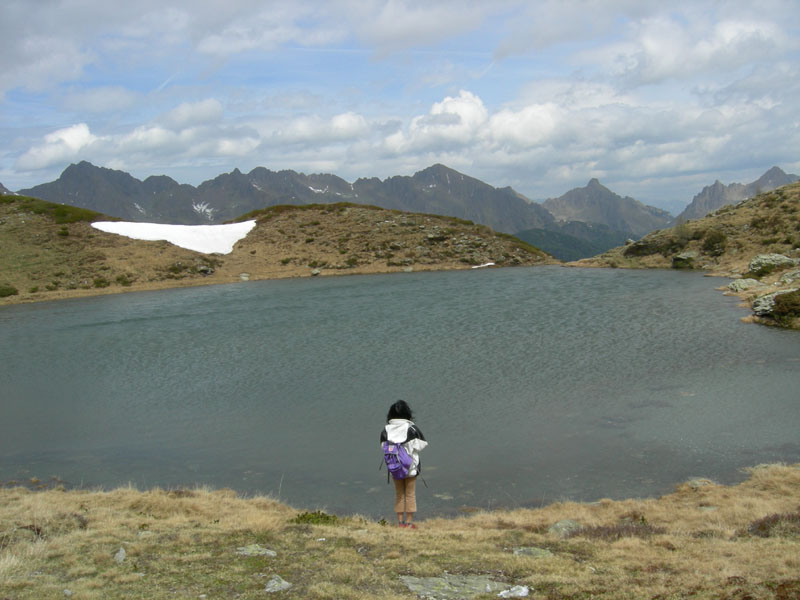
[91,220,256,254]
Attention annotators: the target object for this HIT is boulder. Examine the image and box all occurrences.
[752,288,799,316]
[727,278,762,292]
[548,519,582,538]
[672,251,697,269]
[748,254,797,276]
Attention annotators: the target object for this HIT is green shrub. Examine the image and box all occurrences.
[0,284,19,297]
[93,277,110,288]
[289,510,339,525]
[772,290,800,326]
[57,226,69,237]
[747,512,800,537]
[702,230,727,256]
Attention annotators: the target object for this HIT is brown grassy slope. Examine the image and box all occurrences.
[1,464,799,599]
[571,182,800,327]
[0,198,557,306]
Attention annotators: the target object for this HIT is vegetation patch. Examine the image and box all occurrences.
[289,510,339,525]
[747,512,800,538]
[0,284,18,297]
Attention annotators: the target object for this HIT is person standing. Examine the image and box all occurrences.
[380,400,427,528]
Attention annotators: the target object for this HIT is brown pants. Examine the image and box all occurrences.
[393,476,417,514]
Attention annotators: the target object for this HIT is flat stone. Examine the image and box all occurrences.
[512,547,553,558]
[114,547,126,564]
[400,574,508,599]
[235,544,276,557]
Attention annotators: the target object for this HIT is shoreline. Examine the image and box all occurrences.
[2,463,798,599]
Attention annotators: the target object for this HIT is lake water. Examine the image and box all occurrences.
[1,266,798,518]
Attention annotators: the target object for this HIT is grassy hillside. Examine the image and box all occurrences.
[1,464,798,599]
[1,197,556,306]
[573,182,800,328]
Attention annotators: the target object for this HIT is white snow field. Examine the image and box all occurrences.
[91,220,257,254]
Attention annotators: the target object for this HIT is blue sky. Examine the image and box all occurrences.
[1,0,799,214]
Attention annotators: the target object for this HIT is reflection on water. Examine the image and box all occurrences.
[1,266,798,517]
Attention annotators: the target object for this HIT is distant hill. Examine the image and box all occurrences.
[0,195,556,305]
[542,178,673,238]
[0,182,10,194]
[675,166,799,223]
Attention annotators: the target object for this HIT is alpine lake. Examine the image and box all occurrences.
[1,266,798,518]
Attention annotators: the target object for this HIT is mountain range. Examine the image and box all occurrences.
[675,166,799,223]
[10,162,797,261]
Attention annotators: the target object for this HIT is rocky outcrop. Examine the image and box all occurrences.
[752,289,799,316]
[748,254,798,276]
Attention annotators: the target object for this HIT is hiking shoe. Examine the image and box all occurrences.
[398,522,407,527]
[405,523,417,529]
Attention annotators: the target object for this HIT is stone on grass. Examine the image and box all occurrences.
[748,254,797,275]
[512,546,553,558]
[400,574,508,599]
[235,544,277,557]
[264,575,292,593]
[548,519,581,538]
[114,547,126,564]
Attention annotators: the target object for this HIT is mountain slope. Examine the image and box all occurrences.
[675,166,800,223]
[542,178,673,238]
[1,195,555,305]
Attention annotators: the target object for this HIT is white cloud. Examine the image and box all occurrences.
[160,99,224,129]
[16,124,99,170]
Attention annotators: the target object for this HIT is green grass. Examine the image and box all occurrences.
[1,194,105,224]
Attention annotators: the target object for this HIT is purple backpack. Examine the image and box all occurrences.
[382,440,414,480]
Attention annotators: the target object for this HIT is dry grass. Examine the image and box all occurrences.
[0,199,556,307]
[1,464,799,599]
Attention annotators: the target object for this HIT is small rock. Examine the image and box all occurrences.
[499,585,530,598]
[239,272,250,281]
[63,590,73,598]
[311,268,321,276]
[114,547,126,564]
[264,575,292,592]
[235,544,277,557]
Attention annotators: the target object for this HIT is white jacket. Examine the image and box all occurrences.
[381,419,428,477]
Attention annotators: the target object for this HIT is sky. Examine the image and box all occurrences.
[1,0,799,215]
